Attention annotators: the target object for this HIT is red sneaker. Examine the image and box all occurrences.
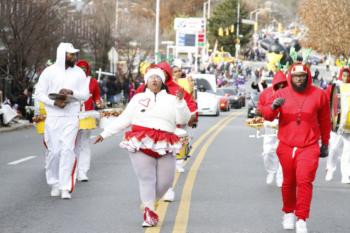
[142,207,159,227]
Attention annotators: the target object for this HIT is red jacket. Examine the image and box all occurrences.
[76,60,101,111]
[136,62,198,114]
[263,64,331,147]
[258,71,287,116]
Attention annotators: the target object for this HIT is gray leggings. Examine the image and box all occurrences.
[129,152,176,203]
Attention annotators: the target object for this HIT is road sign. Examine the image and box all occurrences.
[174,18,205,33]
[242,19,256,25]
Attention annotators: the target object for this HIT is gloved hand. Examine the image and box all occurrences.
[271,98,285,110]
[320,144,329,158]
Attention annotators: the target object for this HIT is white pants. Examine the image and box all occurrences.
[129,152,175,204]
[327,131,350,178]
[75,130,92,175]
[262,128,281,175]
[44,116,79,191]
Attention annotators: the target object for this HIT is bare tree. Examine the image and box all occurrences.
[299,0,350,56]
[0,0,70,97]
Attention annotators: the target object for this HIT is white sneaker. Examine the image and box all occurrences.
[341,177,350,184]
[325,170,334,181]
[50,186,60,197]
[78,173,89,182]
[61,190,71,199]
[163,188,175,202]
[276,175,283,187]
[282,213,295,230]
[176,160,185,173]
[296,219,308,233]
[266,173,275,185]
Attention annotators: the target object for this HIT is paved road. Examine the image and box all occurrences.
[0,108,349,233]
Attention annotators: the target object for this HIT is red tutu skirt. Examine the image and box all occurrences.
[120,125,182,158]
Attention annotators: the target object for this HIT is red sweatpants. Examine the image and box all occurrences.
[276,142,320,220]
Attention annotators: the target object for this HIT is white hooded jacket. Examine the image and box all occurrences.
[35,43,89,117]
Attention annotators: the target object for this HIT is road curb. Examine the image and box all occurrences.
[0,123,33,133]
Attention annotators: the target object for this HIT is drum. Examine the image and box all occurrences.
[35,120,45,134]
[79,111,99,130]
[330,83,350,132]
[79,117,97,130]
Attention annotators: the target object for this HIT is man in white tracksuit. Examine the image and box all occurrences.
[35,43,89,199]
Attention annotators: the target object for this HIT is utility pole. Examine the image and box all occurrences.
[155,0,160,63]
[235,0,240,58]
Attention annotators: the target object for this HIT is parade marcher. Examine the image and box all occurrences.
[172,65,194,97]
[94,68,191,227]
[136,62,198,202]
[258,71,287,187]
[35,43,89,199]
[262,63,331,233]
[325,67,350,183]
[76,60,102,182]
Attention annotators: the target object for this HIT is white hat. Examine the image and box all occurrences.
[291,64,307,75]
[144,68,166,83]
[66,43,80,53]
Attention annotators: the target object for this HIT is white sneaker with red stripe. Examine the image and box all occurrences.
[142,207,159,227]
[61,190,71,199]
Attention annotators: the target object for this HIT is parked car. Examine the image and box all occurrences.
[217,87,245,109]
[216,89,230,111]
[247,91,260,118]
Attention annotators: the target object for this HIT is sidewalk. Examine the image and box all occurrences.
[0,120,33,133]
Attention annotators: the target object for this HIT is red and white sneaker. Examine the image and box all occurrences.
[142,207,159,227]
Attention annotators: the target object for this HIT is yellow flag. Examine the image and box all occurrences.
[230,25,234,33]
[225,27,229,36]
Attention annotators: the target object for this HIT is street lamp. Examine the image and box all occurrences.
[155,0,160,63]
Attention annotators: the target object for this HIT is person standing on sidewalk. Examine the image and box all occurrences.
[94,68,191,227]
[75,60,103,182]
[262,63,331,233]
[35,43,89,199]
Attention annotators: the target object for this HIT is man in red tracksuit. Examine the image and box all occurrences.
[262,63,331,233]
[258,71,287,187]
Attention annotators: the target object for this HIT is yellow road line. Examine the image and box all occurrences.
[172,112,241,233]
[145,112,238,233]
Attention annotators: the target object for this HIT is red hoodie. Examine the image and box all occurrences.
[136,62,198,114]
[76,60,101,111]
[263,64,331,147]
[258,71,287,115]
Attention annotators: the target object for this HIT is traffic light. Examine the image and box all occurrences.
[254,22,258,32]
[278,23,283,32]
[230,25,234,33]
[218,27,224,37]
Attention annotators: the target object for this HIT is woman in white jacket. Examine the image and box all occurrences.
[94,68,191,227]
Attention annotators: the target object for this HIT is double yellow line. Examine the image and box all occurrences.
[145,111,241,233]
